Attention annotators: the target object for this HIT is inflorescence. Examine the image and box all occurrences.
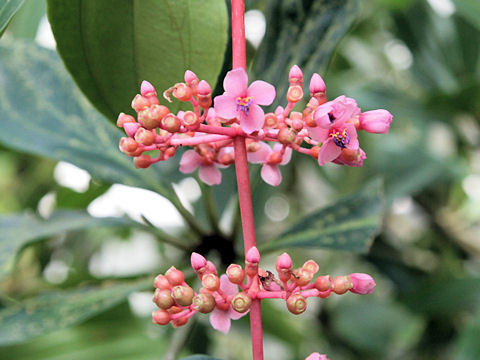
[117,66,393,186]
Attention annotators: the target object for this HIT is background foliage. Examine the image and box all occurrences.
[0,0,479,359]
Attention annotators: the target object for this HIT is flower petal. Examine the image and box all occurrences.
[247,141,271,163]
[318,139,342,166]
[209,308,231,333]
[214,94,238,119]
[223,68,248,98]
[198,165,222,185]
[345,123,359,150]
[247,80,276,106]
[241,104,265,134]
[281,147,293,165]
[228,307,248,320]
[179,150,201,174]
[219,274,239,296]
[307,125,330,143]
[261,164,282,186]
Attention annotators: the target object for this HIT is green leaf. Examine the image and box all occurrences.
[0,279,151,346]
[47,0,228,121]
[453,311,480,360]
[0,0,24,35]
[0,210,136,279]
[262,181,383,253]
[0,41,176,198]
[452,0,480,31]
[180,356,222,360]
[5,0,45,39]
[253,0,359,103]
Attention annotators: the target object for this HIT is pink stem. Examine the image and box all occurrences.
[231,1,263,359]
[169,134,230,146]
[198,124,239,136]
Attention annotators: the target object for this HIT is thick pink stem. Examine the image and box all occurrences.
[231,1,263,359]
[170,134,230,146]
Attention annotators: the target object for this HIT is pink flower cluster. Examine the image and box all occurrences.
[117,66,392,186]
[151,247,375,333]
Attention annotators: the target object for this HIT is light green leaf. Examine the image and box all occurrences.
[0,41,176,198]
[452,0,480,31]
[0,279,151,346]
[47,0,228,121]
[0,0,24,35]
[254,0,359,103]
[0,210,136,279]
[262,181,383,253]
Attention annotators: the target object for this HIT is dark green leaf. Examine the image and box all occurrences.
[0,41,176,198]
[453,311,480,360]
[253,0,359,103]
[262,180,383,253]
[0,0,24,35]
[47,0,228,121]
[0,279,151,346]
[0,210,136,279]
[452,0,480,31]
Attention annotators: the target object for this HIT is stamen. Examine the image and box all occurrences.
[236,96,254,116]
[330,128,350,148]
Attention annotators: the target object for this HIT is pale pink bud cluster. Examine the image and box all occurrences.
[117,66,393,186]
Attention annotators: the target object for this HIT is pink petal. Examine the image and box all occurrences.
[223,68,248,98]
[247,80,276,106]
[219,274,239,296]
[247,142,271,163]
[228,306,248,320]
[272,143,292,165]
[241,104,265,134]
[261,164,282,186]
[318,139,342,166]
[209,308,231,334]
[313,104,333,128]
[179,150,201,173]
[307,125,330,143]
[345,123,359,150]
[214,94,238,119]
[198,165,222,185]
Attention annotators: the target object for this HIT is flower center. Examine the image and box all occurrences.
[330,128,350,148]
[236,96,253,116]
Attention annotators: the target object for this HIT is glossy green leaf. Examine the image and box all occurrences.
[0,0,24,35]
[0,279,151,346]
[452,0,480,31]
[47,0,228,121]
[0,210,136,280]
[262,181,383,253]
[254,0,359,103]
[0,41,176,198]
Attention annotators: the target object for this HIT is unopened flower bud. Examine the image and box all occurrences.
[197,80,211,96]
[152,309,170,325]
[182,111,200,130]
[309,73,326,95]
[305,352,329,360]
[231,292,252,313]
[310,146,320,159]
[226,264,245,284]
[117,112,136,127]
[134,127,155,145]
[276,253,292,271]
[134,154,152,169]
[164,146,176,158]
[246,140,260,152]
[154,274,171,290]
[167,305,184,315]
[289,64,303,85]
[359,110,392,134]
[206,261,217,274]
[153,288,175,309]
[264,112,277,128]
[165,266,185,286]
[184,70,199,88]
[293,268,314,286]
[172,285,195,306]
[202,273,220,291]
[197,80,212,108]
[172,316,189,327]
[138,105,169,130]
[161,114,181,133]
[349,273,375,295]
[123,122,140,137]
[267,152,283,165]
[173,83,193,101]
[303,260,319,274]
[245,247,260,277]
[141,80,157,97]
[333,275,352,295]
[190,252,207,272]
[131,94,150,112]
[286,293,307,315]
[314,275,333,292]
[119,137,138,153]
[287,85,304,103]
[278,127,297,144]
[193,293,216,313]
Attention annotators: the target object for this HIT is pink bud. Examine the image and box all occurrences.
[131,94,150,112]
[152,310,170,325]
[349,273,376,294]
[286,293,307,315]
[184,70,199,86]
[141,80,156,97]
[359,110,392,134]
[191,252,207,271]
[231,292,252,313]
[134,154,152,169]
[206,261,217,274]
[116,112,136,127]
[314,275,332,292]
[287,85,304,103]
[305,353,329,360]
[309,73,326,94]
[202,273,220,291]
[119,137,138,153]
[197,80,211,96]
[192,293,216,313]
[246,246,260,264]
[152,288,174,309]
[276,253,292,270]
[293,268,314,286]
[165,266,185,286]
[226,264,245,284]
[333,275,352,295]
[154,274,171,290]
[289,64,303,84]
[303,260,319,274]
[123,122,140,138]
[171,285,195,306]
[134,128,155,146]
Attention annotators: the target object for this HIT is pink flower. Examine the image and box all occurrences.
[332,148,367,167]
[359,109,393,134]
[305,353,329,360]
[247,142,292,186]
[349,273,376,294]
[179,148,230,186]
[209,275,247,333]
[307,96,361,166]
[214,68,276,134]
